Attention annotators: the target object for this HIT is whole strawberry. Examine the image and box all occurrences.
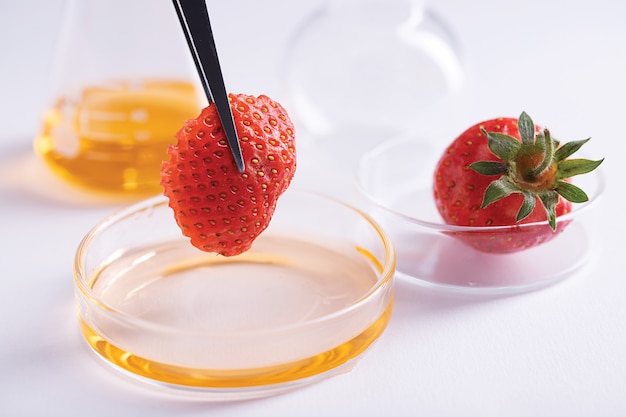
[433,112,602,253]
[161,93,296,256]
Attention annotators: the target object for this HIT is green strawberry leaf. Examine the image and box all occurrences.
[517,111,536,145]
[537,191,559,231]
[556,181,589,203]
[554,138,590,162]
[557,158,604,179]
[481,128,521,161]
[516,191,536,222]
[482,177,519,208]
[470,161,509,176]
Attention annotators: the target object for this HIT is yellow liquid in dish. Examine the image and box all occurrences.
[34,79,200,194]
[77,235,393,389]
[80,304,392,389]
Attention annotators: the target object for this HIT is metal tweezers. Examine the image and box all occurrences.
[172,0,245,172]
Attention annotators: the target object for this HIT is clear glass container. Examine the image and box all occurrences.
[74,189,395,399]
[34,0,203,195]
[284,0,463,139]
[356,136,604,294]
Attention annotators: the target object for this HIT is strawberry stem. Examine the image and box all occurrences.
[470,111,603,231]
[529,128,555,179]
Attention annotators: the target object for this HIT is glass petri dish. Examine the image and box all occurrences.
[356,136,604,294]
[74,189,395,399]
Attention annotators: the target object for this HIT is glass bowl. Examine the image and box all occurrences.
[284,0,463,138]
[356,136,604,294]
[74,189,395,400]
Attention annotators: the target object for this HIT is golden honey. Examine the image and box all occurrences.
[34,79,201,194]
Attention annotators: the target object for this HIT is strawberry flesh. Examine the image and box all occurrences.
[161,93,296,256]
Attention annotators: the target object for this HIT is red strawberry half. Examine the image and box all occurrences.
[433,112,603,254]
[161,93,296,256]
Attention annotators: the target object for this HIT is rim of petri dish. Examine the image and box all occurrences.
[74,191,396,336]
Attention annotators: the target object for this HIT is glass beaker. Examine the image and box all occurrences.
[284,0,464,140]
[34,0,204,195]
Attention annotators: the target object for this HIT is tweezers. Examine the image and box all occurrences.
[172,0,245,172]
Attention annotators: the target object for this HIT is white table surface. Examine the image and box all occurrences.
[1,0,625,415]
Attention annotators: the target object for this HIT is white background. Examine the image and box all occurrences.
[1,0,625,415]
